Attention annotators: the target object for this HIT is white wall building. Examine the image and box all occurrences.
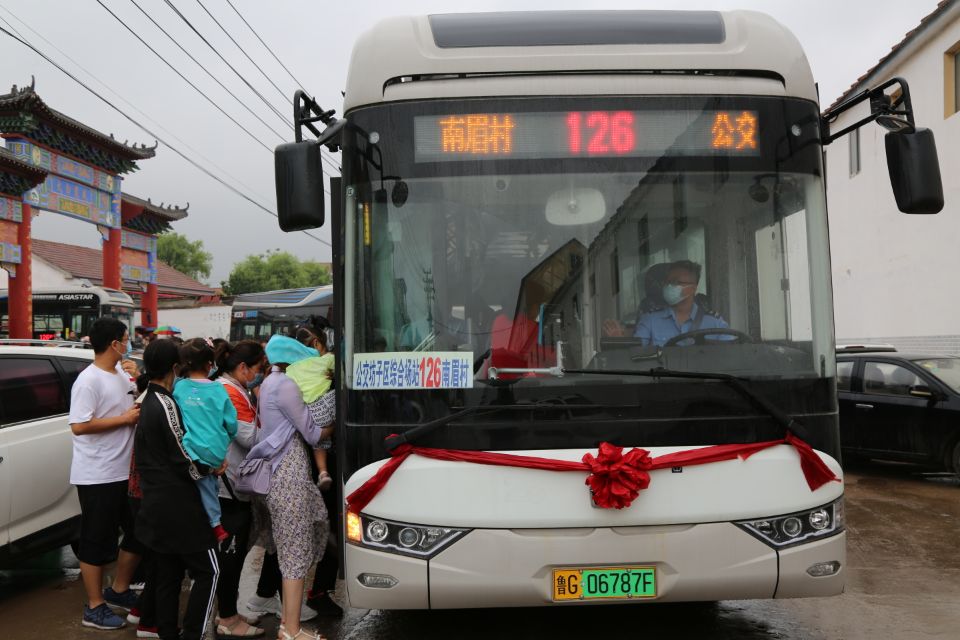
[826,0,960,354]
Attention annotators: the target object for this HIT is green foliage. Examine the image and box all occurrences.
[156,232,213,282]
[222,250,331,295]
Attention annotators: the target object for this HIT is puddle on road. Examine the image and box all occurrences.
[0,546,80,601]
[335,601,822,640]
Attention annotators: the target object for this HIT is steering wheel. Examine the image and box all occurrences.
[663,328,754,347]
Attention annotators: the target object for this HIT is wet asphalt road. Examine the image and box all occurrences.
[1,462,958,640]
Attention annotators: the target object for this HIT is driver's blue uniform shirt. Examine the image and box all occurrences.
[633,303,729,346]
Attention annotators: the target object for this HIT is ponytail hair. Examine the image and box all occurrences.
[142,338,180,385]
[215,340,266,374]
[179,337,215,374]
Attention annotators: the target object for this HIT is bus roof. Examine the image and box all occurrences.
[343,10,816,112]
[232,286,333,308]
[0,285,134,306]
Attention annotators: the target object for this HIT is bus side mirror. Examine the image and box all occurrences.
[885,128,944,214]
[275,141,325,231]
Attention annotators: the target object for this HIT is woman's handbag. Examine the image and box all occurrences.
[233,456,273,495]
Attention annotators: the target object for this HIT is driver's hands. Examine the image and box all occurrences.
[602,319,626,337]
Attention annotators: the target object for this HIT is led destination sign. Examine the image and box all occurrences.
[414,110,759,162]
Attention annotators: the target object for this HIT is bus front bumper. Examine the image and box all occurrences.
[343,524,845,609]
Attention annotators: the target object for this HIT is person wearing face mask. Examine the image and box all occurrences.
[212,340,269,639]
[68,318,143,630]
[631,260,728,346]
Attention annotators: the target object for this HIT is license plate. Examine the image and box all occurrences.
[552,566,656,601]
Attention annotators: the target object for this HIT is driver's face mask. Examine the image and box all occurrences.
[662,284,692,306]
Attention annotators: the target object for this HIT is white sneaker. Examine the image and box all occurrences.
[299,602,318,622]
[246,595,281,616]
[246,595,317,622]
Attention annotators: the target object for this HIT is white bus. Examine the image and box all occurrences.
[229,285,334,342]
[0,286,136,341]
[275,11,942,609]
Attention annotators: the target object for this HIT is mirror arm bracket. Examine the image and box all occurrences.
[294,90,338,143]
[821,77,916,145]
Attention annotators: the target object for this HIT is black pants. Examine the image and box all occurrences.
[154,548,219,640]
[216,498,252,618]
[130,498,156,628]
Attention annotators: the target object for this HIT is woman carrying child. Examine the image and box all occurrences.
[250,336,332,640]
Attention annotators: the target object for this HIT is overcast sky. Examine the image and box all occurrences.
[0,0,942,284]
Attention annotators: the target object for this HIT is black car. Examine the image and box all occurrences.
[837,348,960,475]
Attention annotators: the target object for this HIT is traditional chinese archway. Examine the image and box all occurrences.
[120,193,188,328]
[0,82,155,337]
[0,147,47,337]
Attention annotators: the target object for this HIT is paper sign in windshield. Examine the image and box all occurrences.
[353,352,474,390]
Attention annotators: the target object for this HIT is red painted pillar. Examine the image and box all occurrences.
[103,227,121,289]
[142,283,158,327]
[8,203,32,339]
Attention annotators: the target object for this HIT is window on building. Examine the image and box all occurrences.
[848,128,860,177]
[945,44,960,117]
[0,358,67,425]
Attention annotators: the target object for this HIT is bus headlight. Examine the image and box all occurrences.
[734,498,844,549]
[347,513,470,558]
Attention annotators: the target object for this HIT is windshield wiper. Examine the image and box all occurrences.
[560,366,811,441]
[383,399,603,451]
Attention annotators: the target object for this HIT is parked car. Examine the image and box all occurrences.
[837,348,960,475]
[0,342,93,566]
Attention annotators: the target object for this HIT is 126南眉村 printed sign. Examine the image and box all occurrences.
[353,352,473,389]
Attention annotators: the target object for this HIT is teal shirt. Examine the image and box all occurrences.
[173,378,238,467]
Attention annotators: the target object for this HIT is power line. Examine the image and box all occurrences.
[0,4,270,203]
[94,0,275,153]
[126,0,288,141]
[162,0,340,174]
[194,0,290,105]
[217,0,342,173]
[222,0,308,94]
[163,0,289,126]
[0,21,331,246]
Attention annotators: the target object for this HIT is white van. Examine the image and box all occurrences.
[0,342,94,565]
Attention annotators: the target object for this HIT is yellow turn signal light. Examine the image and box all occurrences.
[346,511,362,543]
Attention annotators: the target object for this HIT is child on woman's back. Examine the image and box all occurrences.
[174,338,238,541]
[287,327,336,490]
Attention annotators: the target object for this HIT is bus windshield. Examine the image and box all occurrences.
[345,96,833,389]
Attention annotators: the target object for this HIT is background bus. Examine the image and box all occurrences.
[276,10,940,610]
[229,285,333,341]
[0,286,136,341]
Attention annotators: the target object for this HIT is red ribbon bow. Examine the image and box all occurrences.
[582,443,653,509]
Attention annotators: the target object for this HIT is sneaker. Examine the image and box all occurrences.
[246,595,281,617]
[317,471,333,491]
[305,592,343,617]
[245,595,317,622]
[126,608,141,625]
[136,625,159,638]
[82,603,126,630]
[103,586,138,612]
[129,581,146,592]
[299,601,318,622]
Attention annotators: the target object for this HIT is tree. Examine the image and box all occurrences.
[222,250,331,295]
[157,232,213,282]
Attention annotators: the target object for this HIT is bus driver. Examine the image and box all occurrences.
[603,260,729,347]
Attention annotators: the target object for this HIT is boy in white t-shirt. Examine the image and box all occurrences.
[69,318,143,630]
